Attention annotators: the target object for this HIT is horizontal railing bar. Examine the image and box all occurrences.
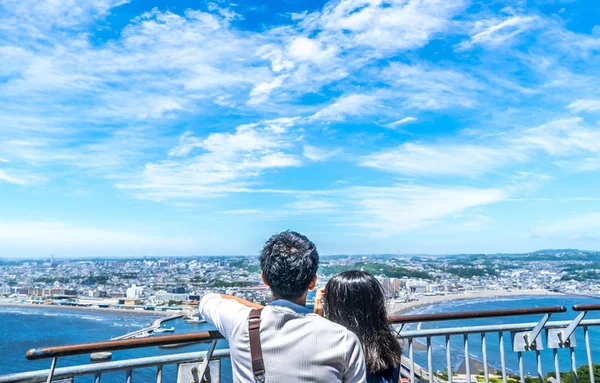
[0,349,231,383]
[398,318,600,338]
[573,304,600,312]
[389,306,566,324]
[27,331,224,360]
[24,306,569,360]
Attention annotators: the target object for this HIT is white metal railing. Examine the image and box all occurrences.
[392,304,600,383]
[1,304,599,383]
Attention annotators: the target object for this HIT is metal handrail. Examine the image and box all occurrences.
[0,349,231,383]
[573,303,600,311]
[398,318,600,338]
[26,331,224,360]
[25,306,567,360]
[388,305,566,324]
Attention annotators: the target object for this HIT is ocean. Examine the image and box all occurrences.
[0,306,231,382]
[1,295,599,382]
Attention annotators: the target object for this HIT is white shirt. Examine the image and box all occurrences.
[200,293,366,383]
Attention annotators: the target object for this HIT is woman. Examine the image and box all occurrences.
[315,270,402,383]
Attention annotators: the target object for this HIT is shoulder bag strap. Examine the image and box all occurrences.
[248,308,265,383]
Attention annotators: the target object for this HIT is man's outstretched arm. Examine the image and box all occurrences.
[199,293,259,340]
[218,294,264,310]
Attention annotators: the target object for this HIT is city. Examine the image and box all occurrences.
[2,249,599,313]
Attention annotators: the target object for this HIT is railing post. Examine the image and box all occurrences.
[536,349,543,383]
[197,340,218,382]
[481,333,489,383]
[584,326,595,383]
[446,335,453,383]
[499,332,507,383]
[409,338,415,383]
[554,348,561,383]
[427,337,433,383]
[94,372,101,383]
[571,347,578,383]
[45,357,58,383]
[518,351,524,383]
[126,368,133,383]
[464,334,470,383]
[156,365,163,383]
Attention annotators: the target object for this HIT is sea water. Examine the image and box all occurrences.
[0,306,232,382]
[2,295,599,382]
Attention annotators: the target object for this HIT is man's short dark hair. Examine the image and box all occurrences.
[260,231,319,300]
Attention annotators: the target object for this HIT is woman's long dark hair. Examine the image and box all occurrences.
[324,271,402,375]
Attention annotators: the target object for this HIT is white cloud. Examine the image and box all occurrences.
[361,117,600,179]
[0,220,197,256]
[287,36,338,64]
[303,145,341,161]
[0,169,27,185]
[309,94,378,122]
[0,164,46,185]
[316,0,467,52]
[248,74,290,105]
[456,15,540,51]
[360,143,525,177]
[384,117,417,129]
[379,62,482,110]
[516,117,600,155]
[121,119,302,200]
[341,185,507,236]
[530,213,600,240]
[567,99,600,113]
[285,199,340,213]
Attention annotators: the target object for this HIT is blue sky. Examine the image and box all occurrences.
[1,0,600,258]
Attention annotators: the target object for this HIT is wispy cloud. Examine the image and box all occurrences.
[530,213,600,240]
[567,99,600,112]
[341,185,508,236]
[303,145,341,162]
[120,119,302,200]
[456,15,541,51]
[309,94,378,122]
[384,117,417,129]
[361,116,600,178]
[0,220,197,257]
[360,143,525,177]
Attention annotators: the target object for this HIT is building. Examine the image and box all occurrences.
[126,284,144,299]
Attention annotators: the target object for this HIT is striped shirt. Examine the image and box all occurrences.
[200,293,366,383]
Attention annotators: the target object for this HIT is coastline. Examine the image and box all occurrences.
[389,289,567,316]
[0,301,172,317]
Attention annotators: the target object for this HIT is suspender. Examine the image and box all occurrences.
[248,308,265,383]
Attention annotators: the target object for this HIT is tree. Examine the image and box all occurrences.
[544,364,600,383]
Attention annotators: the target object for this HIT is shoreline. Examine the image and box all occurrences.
[0,301,172,317]
[389,289,569,316]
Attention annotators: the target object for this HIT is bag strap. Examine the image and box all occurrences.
[248,308,265,383]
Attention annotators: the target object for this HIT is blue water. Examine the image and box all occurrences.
[0,307,231,382]
[2,295,599,381]
[405,295,600,377]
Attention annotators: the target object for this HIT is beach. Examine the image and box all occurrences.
[389,289,565,315]
[0,300,172,317]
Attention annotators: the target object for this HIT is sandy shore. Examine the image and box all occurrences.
[389,289,565,316]
[0,301,173,317]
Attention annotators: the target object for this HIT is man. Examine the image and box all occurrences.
[200,231,366,382]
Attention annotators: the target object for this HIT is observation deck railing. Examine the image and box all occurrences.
[1,304,599,383]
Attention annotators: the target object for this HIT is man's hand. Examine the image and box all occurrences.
[314,288,325,316]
